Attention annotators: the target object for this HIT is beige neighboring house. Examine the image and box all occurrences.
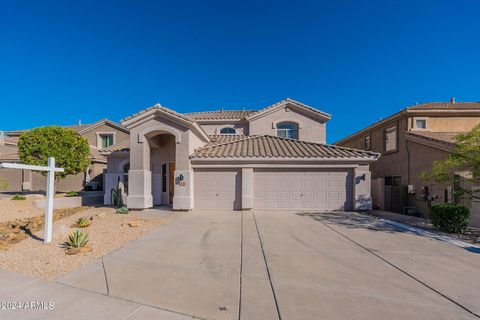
[0,119,129,192]
[101,98,379,211]
[335,98,480,227]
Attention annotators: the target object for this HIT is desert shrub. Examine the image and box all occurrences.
[116,207,129,214]
[12,194,26,200]
[74,217,90,228]
[66,191,79,197]
[430,203,470,233]
[66,229,89,248]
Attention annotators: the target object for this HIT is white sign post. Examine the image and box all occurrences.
[0,157,64,243]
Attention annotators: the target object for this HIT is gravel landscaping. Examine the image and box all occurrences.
[0,206,178,280]
[368,210,480,245]
[0,194,45,222]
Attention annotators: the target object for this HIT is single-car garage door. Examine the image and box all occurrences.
[254,169,353,210]
[194,169,241,210]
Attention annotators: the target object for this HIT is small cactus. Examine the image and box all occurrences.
[74,217,90,228]
[66,229,89,248]
[66,191,79,197]
[116,207,129,214]
[11,194,26,200]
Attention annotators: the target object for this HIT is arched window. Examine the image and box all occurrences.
[220,127,236,134]
[276,122,298,139]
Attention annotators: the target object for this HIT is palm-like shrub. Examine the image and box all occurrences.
[74,217,90,228]
[67,229,89,248]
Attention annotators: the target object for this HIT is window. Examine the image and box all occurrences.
[99,133,114,148]
[384,126,397,152]
[277,122,298,140]
[123,163,130,193]
[220,127,236,134]
[415,119,427,129]
[364,135,371,150]
[162,163,167,193]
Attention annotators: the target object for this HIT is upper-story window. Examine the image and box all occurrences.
[219,127,236,134]
[277,122,299,140]
[384,126,397,152]
[364,135,371,150]
[98,133,114,149]
[415,119,427,129]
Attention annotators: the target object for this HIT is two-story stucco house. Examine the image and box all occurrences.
[335,99,480,226]
[101,98,379,212]
[0,119,129,192]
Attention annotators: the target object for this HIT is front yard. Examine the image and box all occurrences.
[0,195,176,280]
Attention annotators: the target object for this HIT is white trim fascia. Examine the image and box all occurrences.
[191,163,360,168]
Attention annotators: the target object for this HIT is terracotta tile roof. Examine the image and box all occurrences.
[408,102,480,110]
[89,147,107,163]
[191,135,379,160]
[406,131,463,146]
[206,134,250,145]
[99,139,130,153]
[121,104,194,123]
[187,110,257,120]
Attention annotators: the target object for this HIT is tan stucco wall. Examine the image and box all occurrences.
[248,107,327,143]
[413,116,480,133]
[337,116,467,218]
[82,123,129,148]
[199,122,249,135]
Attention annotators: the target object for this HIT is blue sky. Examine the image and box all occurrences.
[1,0,479,143]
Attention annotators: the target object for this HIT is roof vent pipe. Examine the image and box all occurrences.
[450,97,456,104]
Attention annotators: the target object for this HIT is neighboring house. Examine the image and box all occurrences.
[0,119,129,192]
[101,98,379,211]
[335,99,480,226]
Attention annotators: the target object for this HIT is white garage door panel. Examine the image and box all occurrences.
[194,169,241,210]
[254,169,352,210]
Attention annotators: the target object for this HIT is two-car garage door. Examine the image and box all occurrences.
[194,168,353,211]
[253,169,352,211]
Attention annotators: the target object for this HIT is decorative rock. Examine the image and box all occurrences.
[128,221,140,227]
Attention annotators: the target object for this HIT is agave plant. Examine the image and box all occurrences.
[67,229,89,248]
[75,217,90,228]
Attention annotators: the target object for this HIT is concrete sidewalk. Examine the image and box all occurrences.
[0,269,193,319]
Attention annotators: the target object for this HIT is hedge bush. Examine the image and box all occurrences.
[430,203,470,233]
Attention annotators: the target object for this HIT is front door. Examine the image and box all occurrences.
[169,162,175,204]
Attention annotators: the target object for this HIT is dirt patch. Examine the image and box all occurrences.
[0,207,86,250]
[0,207,178,280]
[0,195,45,223]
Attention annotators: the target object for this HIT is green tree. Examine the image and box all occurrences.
[18,126,90,181]
[421,124,480,200]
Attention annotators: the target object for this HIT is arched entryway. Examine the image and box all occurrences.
[144,132,176,206]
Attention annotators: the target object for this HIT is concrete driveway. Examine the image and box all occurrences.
[2,210,479,319]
